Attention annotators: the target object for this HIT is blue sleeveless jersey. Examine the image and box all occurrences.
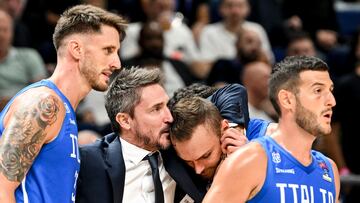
[0,80,80,203]
[248,136,336,203]
[247,119,271,140]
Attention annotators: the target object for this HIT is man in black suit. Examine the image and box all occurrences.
[75,67,206,203]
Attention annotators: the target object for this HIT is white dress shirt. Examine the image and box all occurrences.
[199,21,274,63]
[120,22,200,64]
[120,137,176,203]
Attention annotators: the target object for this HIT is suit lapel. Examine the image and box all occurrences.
[105,135,125,203]
[162,148,205,202]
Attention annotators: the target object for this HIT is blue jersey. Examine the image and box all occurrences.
[248,136,336,203]
[0,80,80,203]
[247,119,271,140]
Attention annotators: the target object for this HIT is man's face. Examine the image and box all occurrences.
[130,84,173,151]
[0,10,12,53]
[173,123,222,181]
[140,23,164,59]
[80,25,121,92]
[293,71,336,136]
[287,38,316,57]
[220,0,249,25]
[237,29,262,61]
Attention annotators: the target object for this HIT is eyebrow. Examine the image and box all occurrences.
[195,150,212,161]
[311,82,334,89]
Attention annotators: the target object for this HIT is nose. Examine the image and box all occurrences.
[164,106,173,123]
[327,91,336,107]
[194,162,205,175]
[110,54,121,70]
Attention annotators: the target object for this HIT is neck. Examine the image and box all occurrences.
[48,60,91,110]
[0,48,9,62]
[271,118,316,166]
[224,21,242,33]
[121,131,157,152]
[247,90,263,108]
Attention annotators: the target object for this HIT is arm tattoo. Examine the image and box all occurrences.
[0,94,60,182]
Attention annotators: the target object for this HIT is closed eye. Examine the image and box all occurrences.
[104,47,116,55]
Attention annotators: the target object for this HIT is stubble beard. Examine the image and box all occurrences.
[295,99,330,137]
[134,128,171,151]
[81,60,109,92]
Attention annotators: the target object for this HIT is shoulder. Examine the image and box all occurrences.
[202,22,223,33]
[4,88,66,142]
[247,119,270,140]
[127,22,142,33]
[243,21,266,32]
[80,133,117,155]
[204,142,267,202]
[215,141,267,182]
[12,47,43,60]
[227,141,266,167]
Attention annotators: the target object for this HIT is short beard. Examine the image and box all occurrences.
[295,97,327,137]
[134,128,169,151]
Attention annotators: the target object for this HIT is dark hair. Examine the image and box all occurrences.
[53,4,127,50]
[168,83,217,109]
[269,55,329,116]
[105,67,164,132]
[170,97,222,142]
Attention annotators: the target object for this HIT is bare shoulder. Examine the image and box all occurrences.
[3,87,66,137]
[203,142,267,203]
[0,88,66,183]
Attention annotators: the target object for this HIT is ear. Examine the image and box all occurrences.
[278,89,295,112]
[68,40,82,60]
[116,113,131,130]
[221,119,229,132]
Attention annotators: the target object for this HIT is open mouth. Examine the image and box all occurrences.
[322,111,332,121]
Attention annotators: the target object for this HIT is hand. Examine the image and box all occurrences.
[221,127,248,155]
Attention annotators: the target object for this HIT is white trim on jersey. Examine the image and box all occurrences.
[21,176,29,203]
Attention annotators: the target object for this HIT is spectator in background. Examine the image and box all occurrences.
[206,27,269,87]
[282,0,339,52]
[241,61,276,122]
[332,56,360,203]
[19,0,80,65]
[199,0,273,70]
[120,0,200,66]
[123,21,199,97]
[0,8,46,110]
[286,32,318,57]
[0,0,32,47]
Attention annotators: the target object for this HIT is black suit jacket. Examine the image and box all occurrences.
[75,133,207,203]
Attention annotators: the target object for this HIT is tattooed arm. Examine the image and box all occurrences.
[0,91,63,202]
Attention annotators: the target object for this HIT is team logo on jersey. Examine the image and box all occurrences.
[64,102,70,113]
[319,161,332,182]
[69,118,76,125]
[275,167,295,174]
[272,152,281,163]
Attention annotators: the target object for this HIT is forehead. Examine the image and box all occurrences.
[137,83,168,106]
[222,0,247,5]
[174,123,220,160]
[0,11,11,26]
[298,70,333,88]
[84,24,121,47]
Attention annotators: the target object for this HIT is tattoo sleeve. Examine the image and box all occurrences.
[0,94,60,182]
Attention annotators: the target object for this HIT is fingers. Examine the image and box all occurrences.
[221,128,248,155]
